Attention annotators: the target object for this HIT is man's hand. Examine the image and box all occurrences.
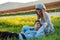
[21,32,24,34]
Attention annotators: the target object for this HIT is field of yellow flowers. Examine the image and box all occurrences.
[0,16,37,27]
[0,15,59,27]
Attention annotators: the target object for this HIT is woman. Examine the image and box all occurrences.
[35,3,55,35]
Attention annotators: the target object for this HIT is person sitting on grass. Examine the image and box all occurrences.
[35,3,55,35]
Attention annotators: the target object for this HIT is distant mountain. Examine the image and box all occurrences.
[0,2,24,11]
[0,1,39,11]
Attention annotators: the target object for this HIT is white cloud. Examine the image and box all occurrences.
[0,0,59,4]
[0,0,8,4]
[0,0,37,4]
[9,0,37,3]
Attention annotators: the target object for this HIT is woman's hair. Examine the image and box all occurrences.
[36,10,46,22]
[35,3,46,21]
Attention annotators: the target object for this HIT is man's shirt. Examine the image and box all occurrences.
[21,23,47,38]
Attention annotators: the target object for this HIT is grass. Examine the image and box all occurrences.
[0,16,60,40]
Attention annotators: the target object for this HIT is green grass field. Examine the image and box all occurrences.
[0,16,60,40]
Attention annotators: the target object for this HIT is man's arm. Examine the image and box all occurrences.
[21,25,30,34]
[21,25,34,34]
[35,22,48,38]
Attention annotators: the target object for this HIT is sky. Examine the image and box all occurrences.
[0,0,37,4]
[0,0,59,4]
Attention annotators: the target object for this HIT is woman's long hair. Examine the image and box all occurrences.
[36,10,46,22]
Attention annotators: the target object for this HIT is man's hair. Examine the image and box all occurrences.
[35,20,42,26]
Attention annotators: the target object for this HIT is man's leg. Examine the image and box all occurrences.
[0,31,19,40]
[9,32,19,39]
[21,33,27,40]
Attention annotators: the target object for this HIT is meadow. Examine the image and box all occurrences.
[0,15,60,40]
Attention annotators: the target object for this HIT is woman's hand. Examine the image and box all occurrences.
[45,22,48,26]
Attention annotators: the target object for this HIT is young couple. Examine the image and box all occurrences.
[19,3,55,40]
[0,3,55,40]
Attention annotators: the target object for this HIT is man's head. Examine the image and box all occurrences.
[34,20,42,30]
[35,3,46,16]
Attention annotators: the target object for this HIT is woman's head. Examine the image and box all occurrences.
[35,3,46,11]
[35,3,46,16]
[35,3,46,21]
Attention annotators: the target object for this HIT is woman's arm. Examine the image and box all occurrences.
[45,12,55,33]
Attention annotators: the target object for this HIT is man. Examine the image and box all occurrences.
[0,20,48,40]
[19,20,48,40]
